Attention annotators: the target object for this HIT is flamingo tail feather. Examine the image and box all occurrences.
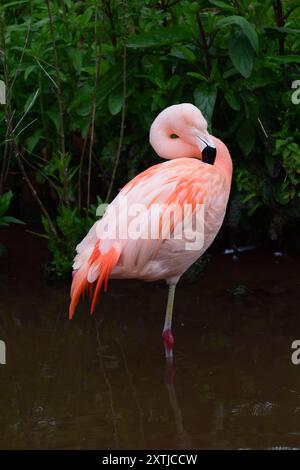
[69,245,120,320]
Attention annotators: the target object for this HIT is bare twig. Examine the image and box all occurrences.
[17,149,57,236]
[19,151,60,196]
[196,11,212,77]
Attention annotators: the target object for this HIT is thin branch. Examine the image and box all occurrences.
[16,149,57,236]
[273,0,285,55]
[10,10,32,91]
[35,57,58,89]
[78,6,103,212]
[12,88,39,134]
[105,1,127,203]
[196,11,212,77]
[45,0,68,206]
[19,152,61,197]
[103,0,117,60]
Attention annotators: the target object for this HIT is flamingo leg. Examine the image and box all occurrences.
[162,283,176,358]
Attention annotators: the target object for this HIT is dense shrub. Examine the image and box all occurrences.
[0,0,299,276]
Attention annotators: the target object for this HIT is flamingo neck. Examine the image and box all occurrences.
[213,137,233,192]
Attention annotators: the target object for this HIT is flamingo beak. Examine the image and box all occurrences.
[196,133,216,165]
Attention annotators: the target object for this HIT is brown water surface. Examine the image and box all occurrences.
[0,227,300,450]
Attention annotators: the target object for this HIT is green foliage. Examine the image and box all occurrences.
[0,0,300,274]
[42,200,102,279]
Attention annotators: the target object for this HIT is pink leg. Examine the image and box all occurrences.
[162,284,176,358]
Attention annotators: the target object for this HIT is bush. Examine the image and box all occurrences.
[0,0,300,276]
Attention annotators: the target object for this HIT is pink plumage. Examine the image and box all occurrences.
[69,103,232,355]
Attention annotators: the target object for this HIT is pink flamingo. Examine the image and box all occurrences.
[69,103,232,358]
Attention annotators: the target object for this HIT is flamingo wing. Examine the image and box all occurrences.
[69,158,227,318]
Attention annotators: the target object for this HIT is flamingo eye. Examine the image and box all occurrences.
[170,134,179,139]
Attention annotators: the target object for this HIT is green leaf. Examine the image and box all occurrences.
[169,45,196,63]
[0,216,25,225]
[186,72,208,82]
[68,86,93,112]
[2,0,29,9]
[24,65,36,80]
[76,7,94,28]
[217,16,259,53]
[224,90,240,111]
[228,33,254,78]
[0,243,7,257]
[68,48,83,74]
[46,109,60,131]
[237,121,255,156]
[27,129,43,153]
[0,191,13,217]
[23,88,39,113]
[126,27,190,49]
[266,26,300,35]
[266,55,300,64]
[194,87,218,128]
[108,91,123,115]
[208,0,235,12]
[96,54,136,108]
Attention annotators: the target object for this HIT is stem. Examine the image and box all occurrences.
[273,0,285,55]
[45,0,68,205]
[196,11,212,77]
[86,7,103,211]
[105,35,127,203]
[16,151,57,236]
[38,71,50,143]
[78,5,103,212]
[103,0,117,59]
[57,0,75,94]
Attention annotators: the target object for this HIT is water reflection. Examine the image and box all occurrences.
[164,357,191,449]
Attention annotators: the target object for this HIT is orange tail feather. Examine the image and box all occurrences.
[69,246,120,319]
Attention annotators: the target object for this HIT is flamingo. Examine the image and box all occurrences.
[69,103,232,358]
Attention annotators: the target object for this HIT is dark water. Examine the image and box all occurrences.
[0,227,300,450]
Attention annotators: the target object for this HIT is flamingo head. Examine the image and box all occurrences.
[149,103,216,163]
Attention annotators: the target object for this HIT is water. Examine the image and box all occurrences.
[0,227,300,449]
